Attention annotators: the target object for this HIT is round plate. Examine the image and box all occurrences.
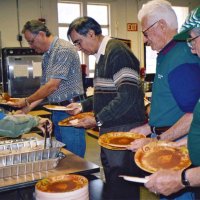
[98,132,146,150]
[35,174,88,193]
[0,98,20,104]
[58,112,94,126]
[0,98,20,111]
[134,141,191,173]
[43,105,72,111]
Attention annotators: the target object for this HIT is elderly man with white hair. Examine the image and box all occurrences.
[128,0,200,150]
[128,1,200,200]
[144,7,200,199]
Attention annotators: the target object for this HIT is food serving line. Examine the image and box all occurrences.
[0,97,192,199]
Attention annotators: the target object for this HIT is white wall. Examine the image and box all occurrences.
[110,0,143,65]
[0,0,199,66]
[0,0,58,48]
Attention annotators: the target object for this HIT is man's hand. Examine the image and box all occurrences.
[14,106,31,114]
[145,170,184,196]
[129,123,151,135]
[8,98,27,108]
[66,103,82,115]
[73,116,96,129]
[37,118,53,134]
[126,138,153,152]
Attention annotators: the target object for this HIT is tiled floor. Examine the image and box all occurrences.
[85,132,101,165]
[84,133,105,180]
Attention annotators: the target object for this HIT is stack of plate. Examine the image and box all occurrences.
[35,174,89,200]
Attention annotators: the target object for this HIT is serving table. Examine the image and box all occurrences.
[0,133,100,195]
[0,148,100,192]
[0,133,141,200]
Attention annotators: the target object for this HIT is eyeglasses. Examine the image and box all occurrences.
[27,34,38,45]
[187,35,200,48]
[142,21,159,38]
[73,39,81,47]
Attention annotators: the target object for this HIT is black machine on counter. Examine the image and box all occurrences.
[1,47,42,97]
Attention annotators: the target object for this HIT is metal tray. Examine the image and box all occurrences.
[0,138,65,167]
[0,155,64,179]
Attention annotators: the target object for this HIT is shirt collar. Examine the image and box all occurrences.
[94,36,112,63]
[159,39,178,55]
[46,36,59,54]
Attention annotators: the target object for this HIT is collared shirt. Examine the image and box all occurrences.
[41,36,84,103]
[188,99,200,165]
[149,39,200,127]
[94,36,111,63]
[86,38,146,128]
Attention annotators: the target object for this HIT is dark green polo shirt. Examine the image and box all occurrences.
[188,99,200,166]
[149,40,200,127]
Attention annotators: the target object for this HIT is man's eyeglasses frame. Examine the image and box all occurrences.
[73,39,81,48]
[142,21,159,38]
[28,34,38,45]
[187,35,200,48]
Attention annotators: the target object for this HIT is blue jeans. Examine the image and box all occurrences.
[52,111,86,158]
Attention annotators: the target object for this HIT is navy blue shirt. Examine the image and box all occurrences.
[168,63,200,112]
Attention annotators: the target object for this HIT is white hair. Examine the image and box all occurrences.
[138,0,178,29]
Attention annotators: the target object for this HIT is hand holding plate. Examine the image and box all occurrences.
[7,98,26,108]
[66,103,82,115]
[73,116,96,129]
[144,169,184,196]
[126,138,153,152]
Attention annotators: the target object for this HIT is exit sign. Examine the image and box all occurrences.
[127,23,138,31]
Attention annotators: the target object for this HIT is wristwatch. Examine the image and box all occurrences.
[95,116,103,127]
[156,135,161,140]
[181,168,190,187]
[96,120,103,127]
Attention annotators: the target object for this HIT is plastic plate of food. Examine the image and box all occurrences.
[98,132,146,150]
[43,105,73,111]
[134,141,191,173]
[58,112,94,126]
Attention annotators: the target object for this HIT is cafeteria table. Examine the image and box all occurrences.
[0,133,142,200]
[0,148,100,192]
[0,133,100,199]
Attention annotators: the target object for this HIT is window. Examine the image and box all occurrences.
[57,1,110,77]
[58,2,81,40]
[57,2,83,62]
[87,4,110,76]
[173,7,189,30]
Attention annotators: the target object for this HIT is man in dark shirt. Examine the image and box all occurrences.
[66,16,146,199]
